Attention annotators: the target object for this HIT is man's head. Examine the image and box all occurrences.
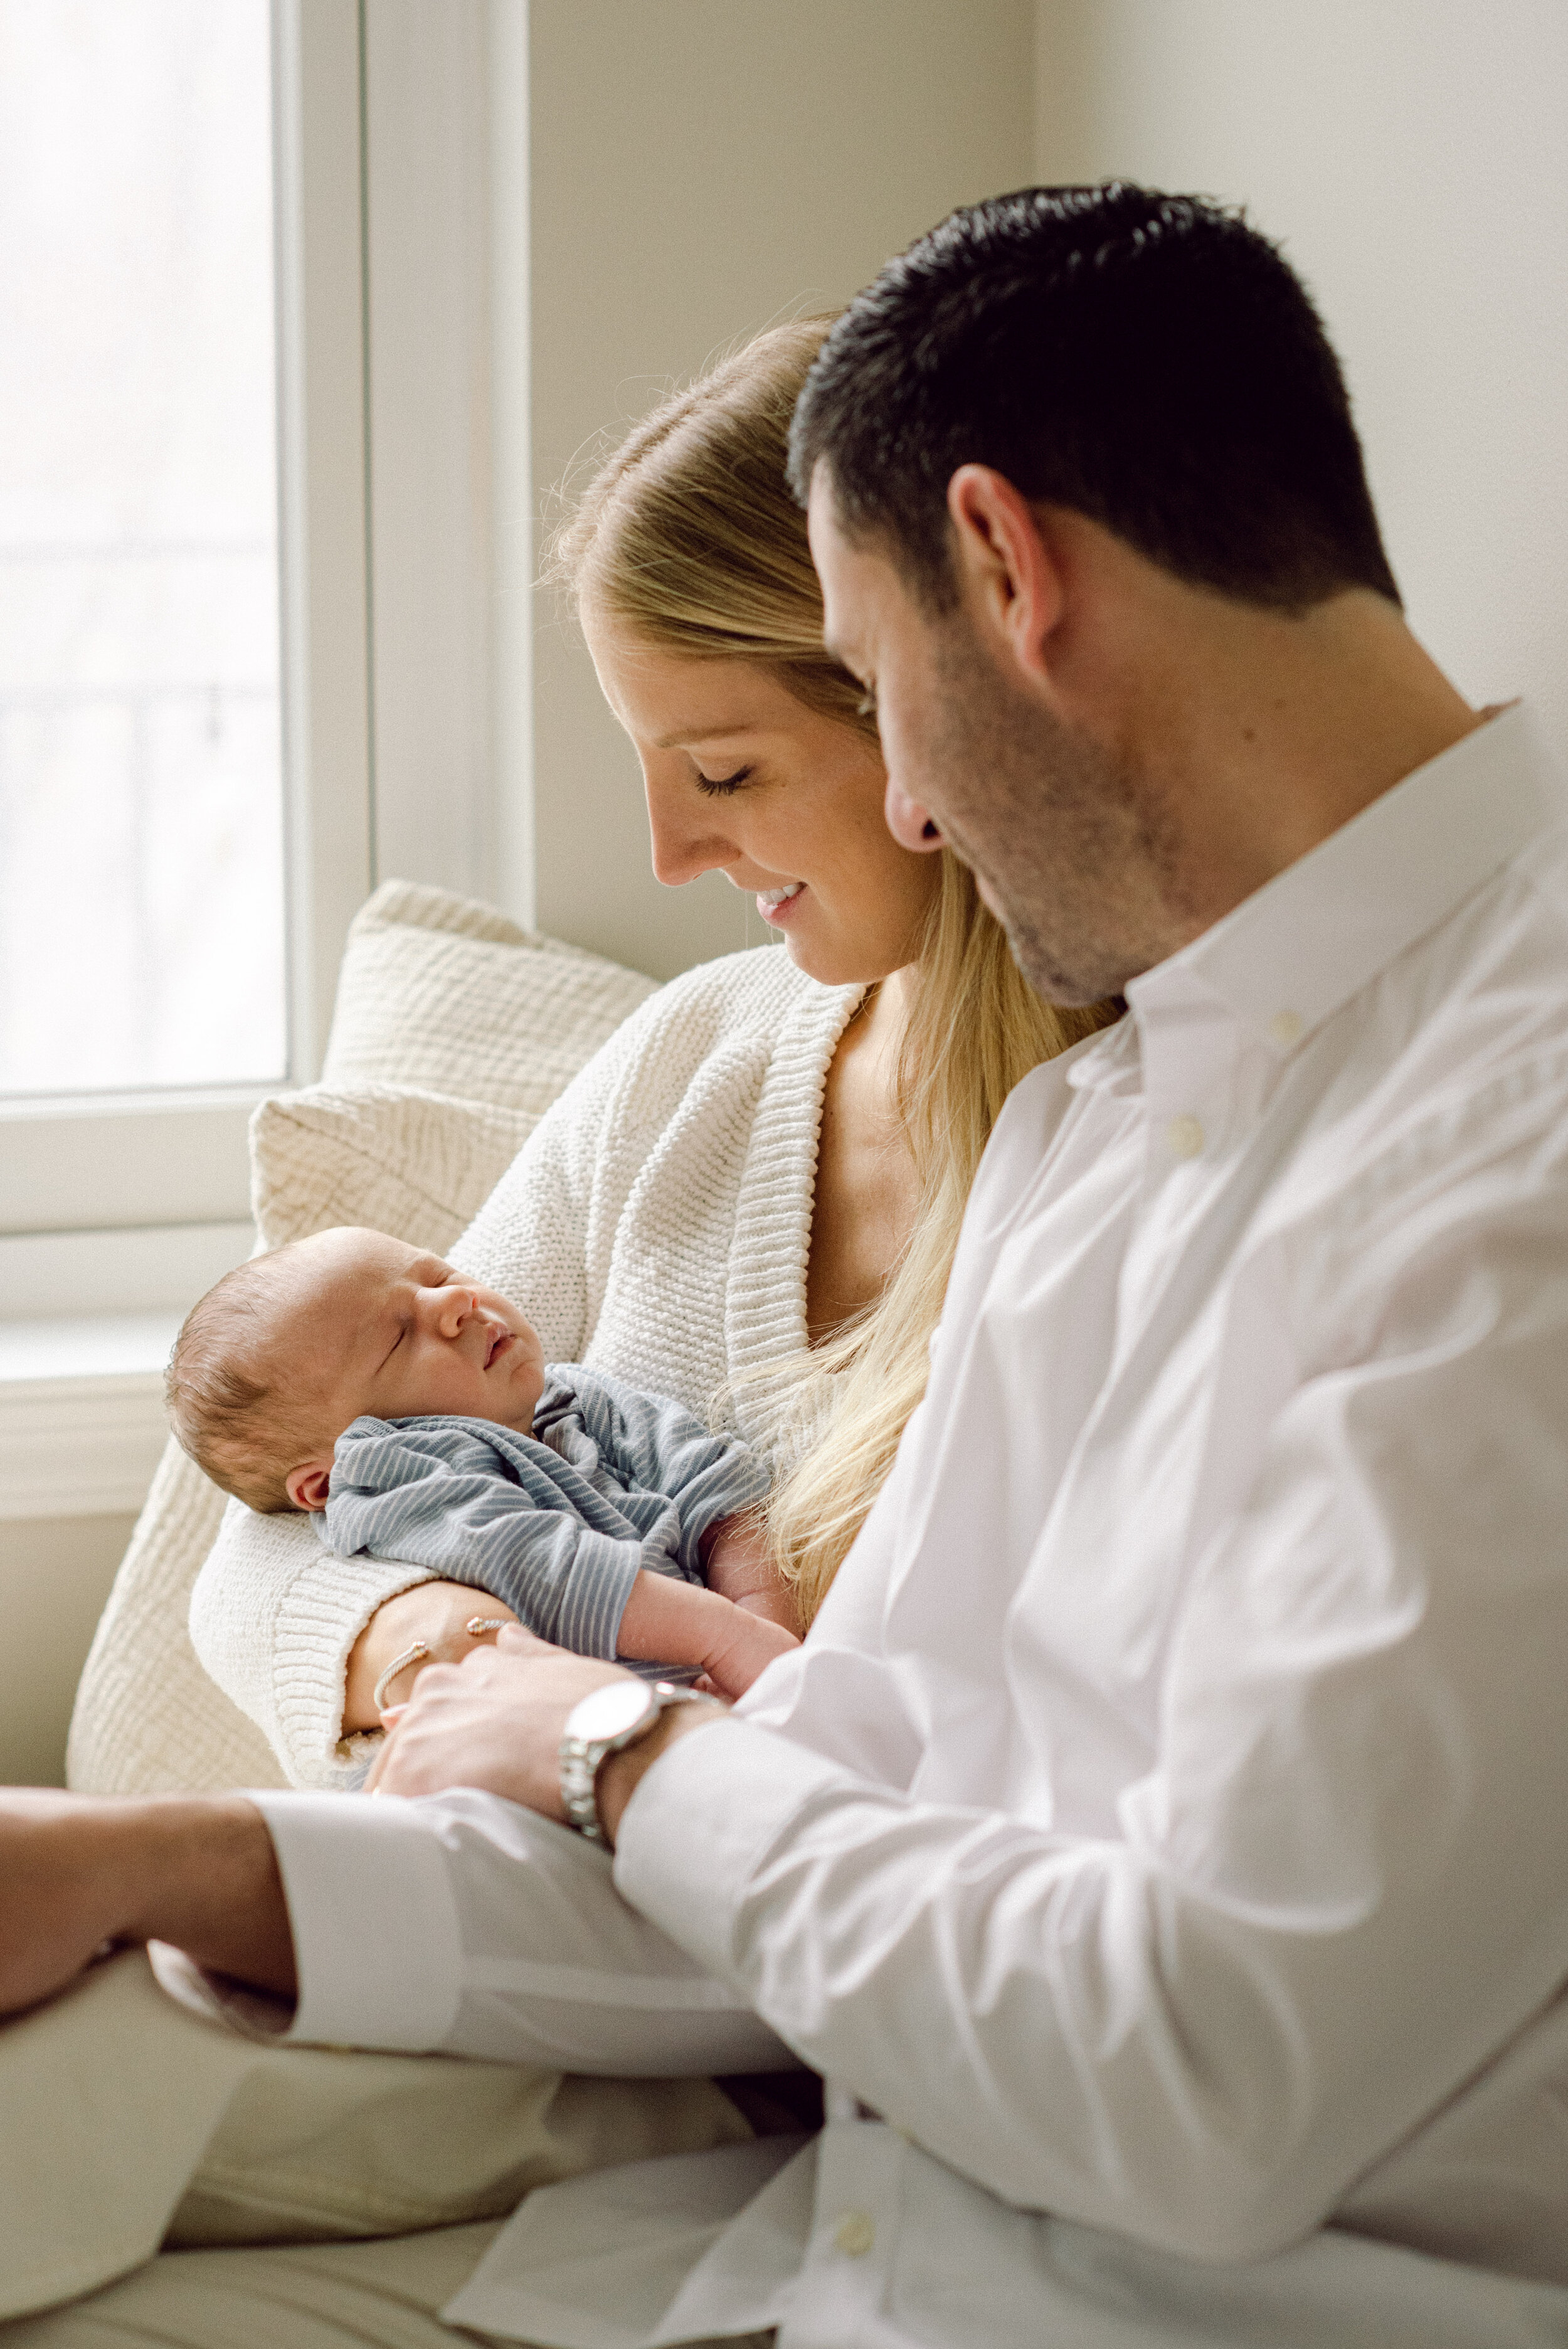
[788,184,1412,1002]
[166,1228,547,1513]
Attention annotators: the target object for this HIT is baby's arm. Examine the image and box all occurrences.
[615,1569,797,1702]
[700,1508,799,1633]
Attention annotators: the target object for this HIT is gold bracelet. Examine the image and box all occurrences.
[371,1640,430,1713]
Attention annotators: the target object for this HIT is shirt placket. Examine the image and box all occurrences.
[1115,987,1245,1347]
[780,2101,904,2349]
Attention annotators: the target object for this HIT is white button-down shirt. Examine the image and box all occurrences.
[243,704,1568,2346]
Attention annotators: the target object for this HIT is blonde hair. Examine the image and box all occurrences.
[553,319,1118,1621]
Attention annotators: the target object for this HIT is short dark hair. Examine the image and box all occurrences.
[788,183,1400,614]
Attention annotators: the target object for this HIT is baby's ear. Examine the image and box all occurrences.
[285,1458,334,1513]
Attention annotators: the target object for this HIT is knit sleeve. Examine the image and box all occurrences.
[188,1501,434,1791]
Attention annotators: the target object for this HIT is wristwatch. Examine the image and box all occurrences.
[558,1678,716,1843]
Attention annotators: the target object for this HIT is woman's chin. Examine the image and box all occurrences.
[777,930,903,990]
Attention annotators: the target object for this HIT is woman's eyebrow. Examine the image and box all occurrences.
[652,720,765,751]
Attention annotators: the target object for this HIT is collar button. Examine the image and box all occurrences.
[1166,1113,1205,1160]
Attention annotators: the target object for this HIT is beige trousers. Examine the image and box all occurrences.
[0,2223,774,2347]
[0,1951,752,2339]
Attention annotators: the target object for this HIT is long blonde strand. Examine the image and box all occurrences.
[763,856,1110,1620]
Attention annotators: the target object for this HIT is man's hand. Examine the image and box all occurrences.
[0,1791,294,2018]
[366,1627,630,1812]
[344,1581,519,1732]
[366,1626,723,1843]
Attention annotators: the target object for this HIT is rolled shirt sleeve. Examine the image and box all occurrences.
[246,1785,793,2077]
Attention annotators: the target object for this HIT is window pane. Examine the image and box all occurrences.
[0,0,285,1098]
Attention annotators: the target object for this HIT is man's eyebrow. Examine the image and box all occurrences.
[651,721,765,751]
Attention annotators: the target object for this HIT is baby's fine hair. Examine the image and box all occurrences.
[166,1245,324,1515]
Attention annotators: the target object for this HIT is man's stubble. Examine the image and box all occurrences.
[923,618,1177,1006]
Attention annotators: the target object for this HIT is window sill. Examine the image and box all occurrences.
[0,1315,183,1521]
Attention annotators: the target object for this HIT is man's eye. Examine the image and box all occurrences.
[696,763,753,798]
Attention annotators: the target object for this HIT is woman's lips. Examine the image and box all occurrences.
[756,881,805,926]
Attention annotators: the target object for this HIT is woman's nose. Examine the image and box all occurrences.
[643,763,739,888]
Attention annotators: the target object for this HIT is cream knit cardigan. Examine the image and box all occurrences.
[189,945,860,1789]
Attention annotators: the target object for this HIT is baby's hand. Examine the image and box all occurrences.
[344,1581,519,1732]
[695,1603,800,1703]
[701,1509,800,1634]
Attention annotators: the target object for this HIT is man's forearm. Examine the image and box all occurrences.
[120,1795,296,1993]
[0,1791,295,2018]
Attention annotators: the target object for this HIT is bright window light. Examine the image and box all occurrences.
[0,0,285,1100]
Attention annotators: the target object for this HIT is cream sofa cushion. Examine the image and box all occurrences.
[251,1087,538,1258]
[67,881,658,1797]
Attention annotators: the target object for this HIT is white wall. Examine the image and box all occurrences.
[1035,0,1568,758]
[527,0,1035,979]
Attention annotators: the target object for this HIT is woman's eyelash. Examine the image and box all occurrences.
[696,763,753,797]
[856,688,877,718]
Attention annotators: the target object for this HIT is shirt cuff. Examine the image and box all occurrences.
[245,1788,465,2050]
[612,1714,850,1985]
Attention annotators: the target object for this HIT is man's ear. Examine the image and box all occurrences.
[285,1457,334,1513]
[946,464,1066,690]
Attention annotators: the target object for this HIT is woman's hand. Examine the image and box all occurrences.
[342,1581,518,1734]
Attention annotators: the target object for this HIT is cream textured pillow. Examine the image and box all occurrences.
[322,877,660,1110]
[67,883,659,1796]
[251,1086,538,1256]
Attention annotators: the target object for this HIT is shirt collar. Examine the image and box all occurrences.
[1120,701,1567,1063]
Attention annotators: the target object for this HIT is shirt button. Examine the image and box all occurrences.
[834,2210,876,2257]
[1166,1113,1205,1159]
[1268,1009,1304,1049]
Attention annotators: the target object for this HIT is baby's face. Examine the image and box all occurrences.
[276,1228,548,1453]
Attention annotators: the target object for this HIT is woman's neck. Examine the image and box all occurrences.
[805,963,921,1344]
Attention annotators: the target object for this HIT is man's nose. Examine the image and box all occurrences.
[643,763,738,888]
[884,773,945,853]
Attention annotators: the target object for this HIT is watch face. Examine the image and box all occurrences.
[569,1678,657,1749]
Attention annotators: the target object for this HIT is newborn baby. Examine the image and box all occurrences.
[167,1226,800,1722]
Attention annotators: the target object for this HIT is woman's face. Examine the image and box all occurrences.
[583,608,941,985]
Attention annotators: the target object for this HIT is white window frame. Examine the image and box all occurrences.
[0,0,528,1328]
